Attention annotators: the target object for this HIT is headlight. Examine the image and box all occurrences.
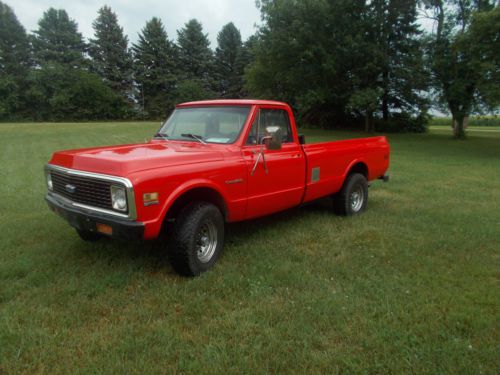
[46,172,53,191]
[111,186,127,212]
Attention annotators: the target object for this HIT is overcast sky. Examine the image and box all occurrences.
[8,0,262,47]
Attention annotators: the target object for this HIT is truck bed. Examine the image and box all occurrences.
[301,136,390,203]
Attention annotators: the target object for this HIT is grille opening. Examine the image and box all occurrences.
[50,170,128,214]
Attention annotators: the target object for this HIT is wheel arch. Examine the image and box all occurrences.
[160,181,228,227]
[345,160,369,179]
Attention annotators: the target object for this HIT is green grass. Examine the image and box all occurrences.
[1,122,499,374]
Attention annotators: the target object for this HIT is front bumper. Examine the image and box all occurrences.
[46,193,144,240]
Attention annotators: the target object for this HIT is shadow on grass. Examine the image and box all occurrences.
[70,198,335,274]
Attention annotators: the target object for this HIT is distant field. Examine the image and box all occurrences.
[430,115,500,127]
[1,122,499,374]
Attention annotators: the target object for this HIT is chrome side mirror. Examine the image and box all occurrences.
[264,126,282,150]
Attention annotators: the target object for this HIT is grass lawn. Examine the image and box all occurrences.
[0,122,499,374]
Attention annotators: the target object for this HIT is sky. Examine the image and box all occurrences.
[8,0,262,47]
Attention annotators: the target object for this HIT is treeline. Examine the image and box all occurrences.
[0,3,254,121]
[0,1,498,137]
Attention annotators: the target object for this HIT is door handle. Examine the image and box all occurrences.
[292,154,302,158]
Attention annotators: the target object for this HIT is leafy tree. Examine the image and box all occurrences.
[31,8,86,68]
[89,6,133,103]
[0,1,31,119]
[132,17,178,118]
[423,0,497,138]
[215,22,243,97]
[26,64,123,121]
[177,19,214,93]
[175,79,211,103]
[246,0,374,127]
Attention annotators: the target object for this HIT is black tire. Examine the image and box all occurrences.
[76,229,102,242]
[168,202,225,277]
[333,173,368,216]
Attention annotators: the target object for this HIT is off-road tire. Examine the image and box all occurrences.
[333,173,368,216]
[168,202,224,277]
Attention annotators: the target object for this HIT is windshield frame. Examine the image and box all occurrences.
[155,105,252,145]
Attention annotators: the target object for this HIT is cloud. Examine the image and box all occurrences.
[9,0,262,47]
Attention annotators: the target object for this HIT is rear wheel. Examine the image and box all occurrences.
[333,173,368,216]
[168,202,224,277]
[76,229,102,242]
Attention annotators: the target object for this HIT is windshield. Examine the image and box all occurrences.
[157,106,251,144]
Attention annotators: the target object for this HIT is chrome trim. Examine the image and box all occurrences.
[45,164,137,220]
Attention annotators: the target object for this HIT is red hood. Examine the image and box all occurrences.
[49,141,224,176]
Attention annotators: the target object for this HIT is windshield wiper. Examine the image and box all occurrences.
[181,133,207,144]
[154,132,169,142]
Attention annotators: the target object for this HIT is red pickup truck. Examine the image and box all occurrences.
[45,100,390,276]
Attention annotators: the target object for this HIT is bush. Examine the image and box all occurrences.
[375,112,429,133]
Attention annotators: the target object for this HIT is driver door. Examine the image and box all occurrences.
[242,107,305,219]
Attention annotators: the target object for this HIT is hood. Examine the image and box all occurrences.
[49,141,224,176]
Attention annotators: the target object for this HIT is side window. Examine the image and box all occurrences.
[245,109,293,145]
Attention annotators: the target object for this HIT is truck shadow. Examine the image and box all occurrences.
[87,198,335,273]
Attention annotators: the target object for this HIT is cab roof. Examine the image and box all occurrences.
[176,99,289,108]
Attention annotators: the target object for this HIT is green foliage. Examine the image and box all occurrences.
[247,0,428,131]
[215,22,243,98]
[31,8,87,68]
[132,17,178,119]
[0,1,31,119]
[89,6,133,107]
[374,112,429,133]
[423,0,498,138]
[177,19,215,93]
[26,64,123,121]
[175,79,213,104]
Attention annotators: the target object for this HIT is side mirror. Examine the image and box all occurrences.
[264,126,282,150]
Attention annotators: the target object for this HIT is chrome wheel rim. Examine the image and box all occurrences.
[196,220,218,263]
[350,185,364,212]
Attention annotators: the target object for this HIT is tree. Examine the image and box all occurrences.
[246,0,375,127]
[89,6,133,104]
[177,19,214,93]
[31,8,86,68]
[423,0,497,138]
[370,0,428,121]
[215,22,243,97]
[132,17,178,118]
[26,65,122,121]
[0,1,31,119]
[234,35,259,98]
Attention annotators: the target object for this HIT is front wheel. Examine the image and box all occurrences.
[168,202,225,277]
[333,173,368,216]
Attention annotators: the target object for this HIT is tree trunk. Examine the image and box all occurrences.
[453,116,466,139]
[382,71,389,121]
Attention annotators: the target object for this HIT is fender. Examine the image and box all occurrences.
[342,158,369,181]
[159,178,228,224]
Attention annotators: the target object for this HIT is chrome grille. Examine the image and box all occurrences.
[50,170,127,213]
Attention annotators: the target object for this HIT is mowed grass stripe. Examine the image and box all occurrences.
[0,123,499,374]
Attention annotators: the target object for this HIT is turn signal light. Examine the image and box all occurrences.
[96,223,112,235]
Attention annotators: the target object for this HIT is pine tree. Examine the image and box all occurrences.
[370,0,427,121]
[132,17,178,118]
[177,19,214,92]
[89,6,133,100]
[215,22,242,98]
[31,8,86,68]
[0,1,31,118]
